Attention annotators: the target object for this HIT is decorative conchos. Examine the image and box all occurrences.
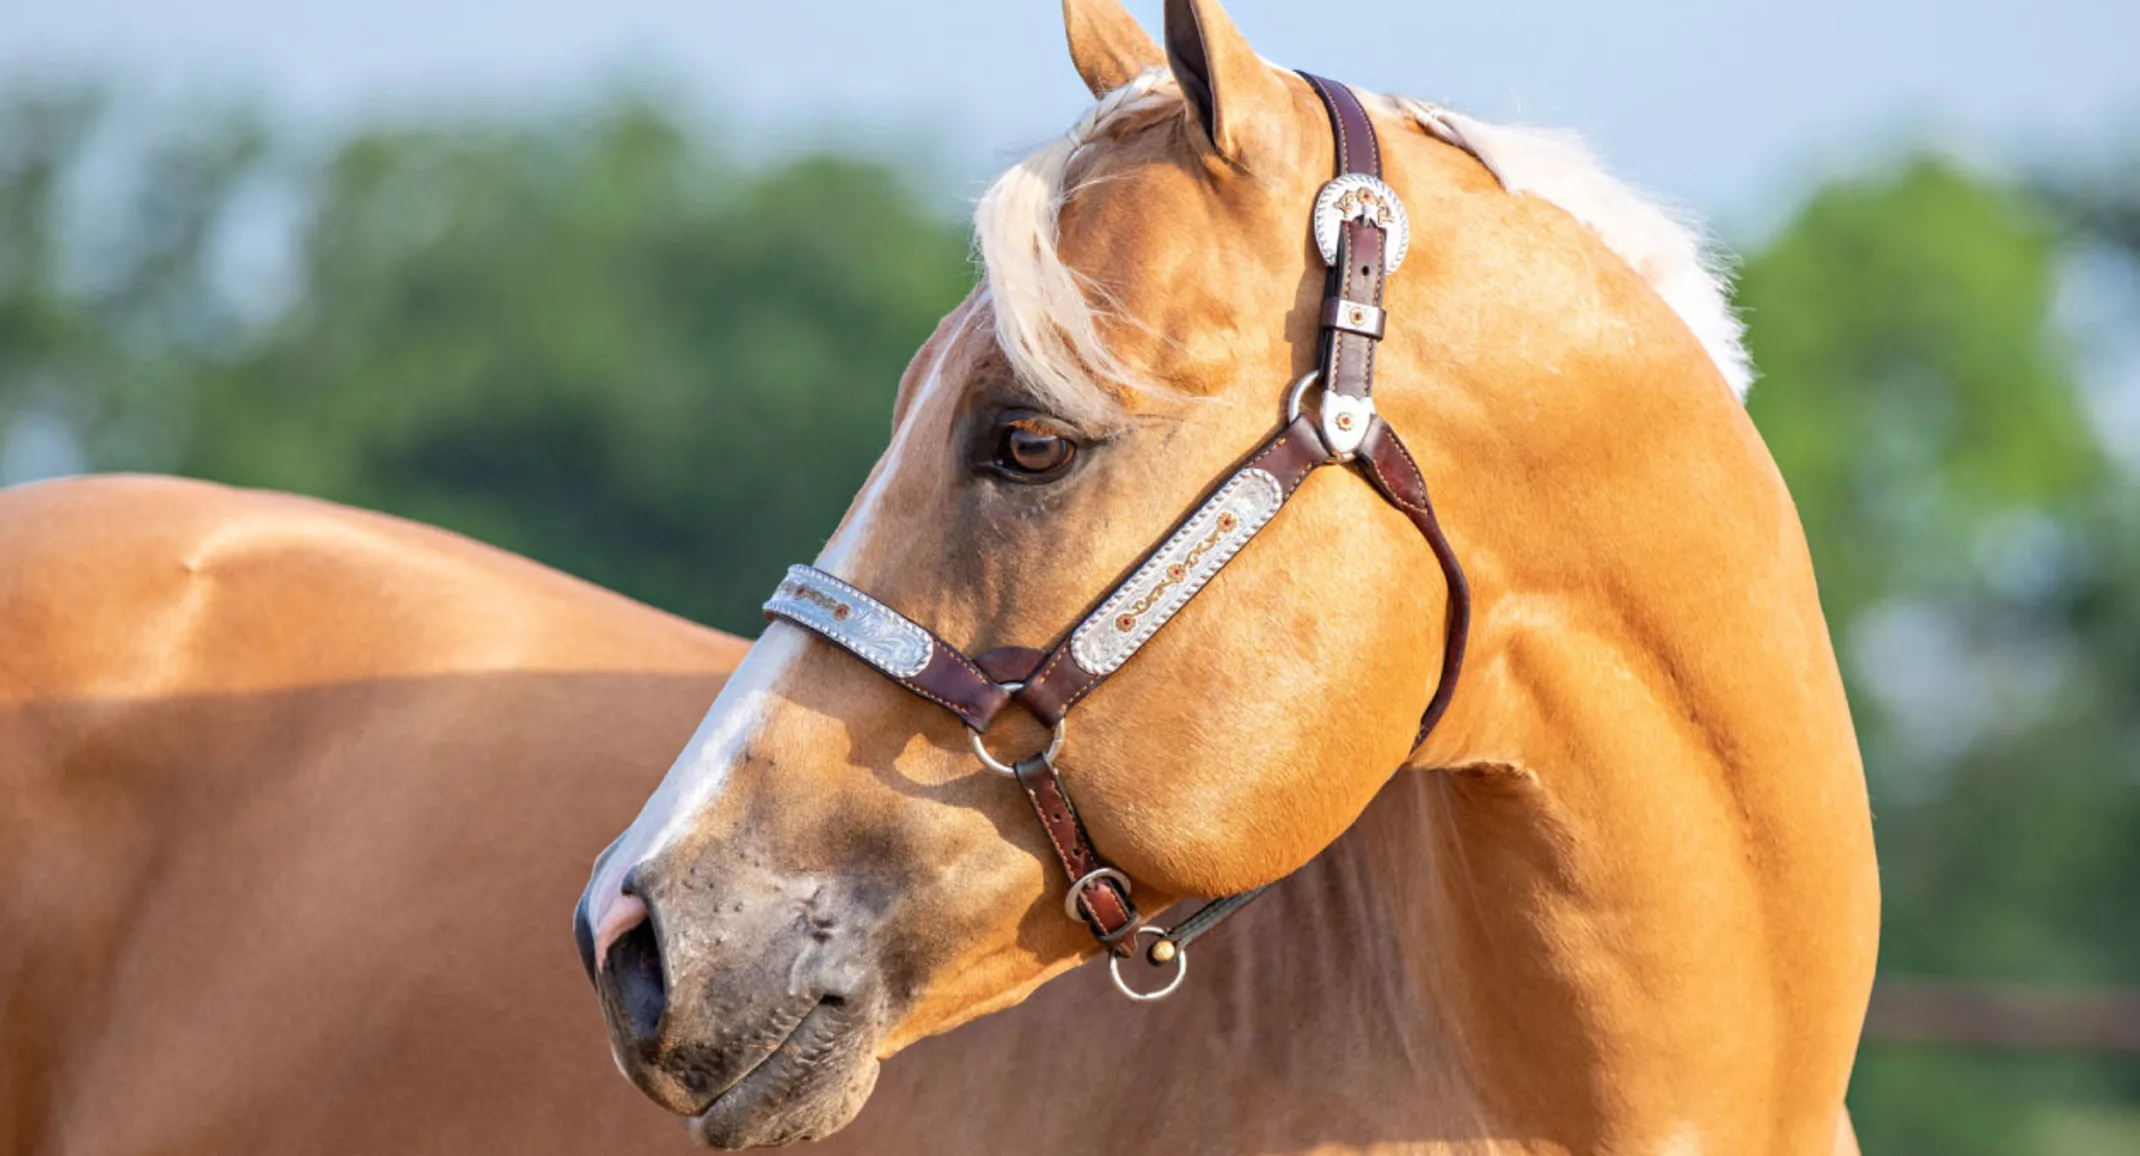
[1070,469,1286,676]
[1320,392,1375,459]
[1313,173,1411,275]
[764,565,932,680]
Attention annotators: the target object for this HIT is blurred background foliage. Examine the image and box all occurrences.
[3,83,2137,1155]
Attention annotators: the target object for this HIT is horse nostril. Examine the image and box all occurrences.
[608,917,668,1043]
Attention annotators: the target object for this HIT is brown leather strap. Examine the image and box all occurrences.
[1356,418,1471,743]
[754,614,1010,733]
[1016,415,1332,726]
[1012,754,1139,953]
[1151,422,1471,964]
[1323,218,1388,402]
[1299,72,1467,742]
[764,70,1472,975]
[905,643,1015,732]
[1300,72,1389,405]
[764,568,1013,733]
[974,646,1047,686]
[1300,71,1381,182]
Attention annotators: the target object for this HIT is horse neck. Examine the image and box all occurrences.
[845,769,1504,1155]
[1346,275,1880,1149]
[856,371,1875,1152]
[1161,767,1497,1133]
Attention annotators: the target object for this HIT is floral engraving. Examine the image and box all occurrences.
[764,565,933,679]
[1313,173,1411,275]
[1070,469,1286,676]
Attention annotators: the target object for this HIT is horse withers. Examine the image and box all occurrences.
[578,1,1880,1153]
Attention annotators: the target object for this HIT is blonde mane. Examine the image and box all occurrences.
[972,69,1753,410]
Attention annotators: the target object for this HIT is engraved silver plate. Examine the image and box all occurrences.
[764,565,933,680]
[1320,391,1375,459]
[1313,173,1410,275]
[1069,468,1287,676]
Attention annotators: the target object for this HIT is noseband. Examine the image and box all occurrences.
[764,75,1470,1001]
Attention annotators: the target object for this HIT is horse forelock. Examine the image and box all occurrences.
[972,70,1753,415]
[971,67,1182,423]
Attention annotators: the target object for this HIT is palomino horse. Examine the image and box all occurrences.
[0,475,743,1154]
[580,1,1879,1153]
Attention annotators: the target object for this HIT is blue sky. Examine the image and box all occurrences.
[6,0,2138,234]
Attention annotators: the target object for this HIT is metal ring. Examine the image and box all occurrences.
[966,683,1066,776]
[1062,867,1133,923]
[1284,371,1323,424]
[1108,927,1188,1002]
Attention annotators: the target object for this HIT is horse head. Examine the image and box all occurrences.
[573,1,1875,1150]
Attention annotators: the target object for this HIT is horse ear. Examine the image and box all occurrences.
[1063,0,1164,99]
[1162,0,1292,164]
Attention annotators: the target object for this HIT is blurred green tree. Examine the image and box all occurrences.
[1743,158,2103,619]
[172,100,974,633]
[0,87,263,471]
[1740,156,2140,1156]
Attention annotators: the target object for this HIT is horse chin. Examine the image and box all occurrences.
[681,998,884,1150]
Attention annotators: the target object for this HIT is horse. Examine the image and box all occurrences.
[578,1,1881,1153]
[0,474,745,1155]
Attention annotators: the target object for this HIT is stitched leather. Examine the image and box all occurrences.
[759,71,1474,967]
[1012,754,1139,953]
[1301,72,1381,182]
[907,643,1014,731]
[1357,418,1472,743]
[1016,415,1332,726]
[1299,73,1391,405]
[764,600,1013,732]
[974,646,1048,686]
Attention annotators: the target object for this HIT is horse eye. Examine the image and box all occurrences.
[993,424,1077,480]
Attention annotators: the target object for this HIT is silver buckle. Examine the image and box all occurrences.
[1313,173,1410,275]
[1063,866,1133,923]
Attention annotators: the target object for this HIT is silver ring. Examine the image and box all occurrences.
[1063,867,1133,923]
[1108,927,1187,1002]
[1284,371,1322,424]
[966,683,1066,776]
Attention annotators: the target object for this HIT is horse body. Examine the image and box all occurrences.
[0,475,743,1155]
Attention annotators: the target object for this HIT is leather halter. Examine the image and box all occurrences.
[763,74,1470,1000]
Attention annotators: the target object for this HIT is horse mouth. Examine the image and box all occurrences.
[684,996,881,1149]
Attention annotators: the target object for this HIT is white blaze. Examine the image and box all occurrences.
[584,314,963,969]
[585,625,810,968]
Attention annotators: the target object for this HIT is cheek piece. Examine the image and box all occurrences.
[762,73,1470,1002]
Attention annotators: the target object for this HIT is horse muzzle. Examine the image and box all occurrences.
[575,853,889,1148]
